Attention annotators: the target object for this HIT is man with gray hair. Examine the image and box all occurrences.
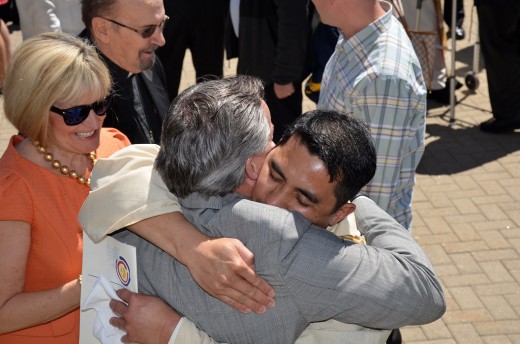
[155,75,272,199]
[81,75,445,343]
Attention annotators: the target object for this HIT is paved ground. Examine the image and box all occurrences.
[1,2,519,342]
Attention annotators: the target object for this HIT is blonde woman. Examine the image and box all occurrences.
[0,32,130,343]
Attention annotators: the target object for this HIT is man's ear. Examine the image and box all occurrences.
[91,17,110,44]
[329,202,356,226]
[236,155,264,196]
[245,154,264,182]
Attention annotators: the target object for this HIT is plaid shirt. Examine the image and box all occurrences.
[318,2,426,229]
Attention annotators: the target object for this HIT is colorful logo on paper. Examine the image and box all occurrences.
[116,256,131,286]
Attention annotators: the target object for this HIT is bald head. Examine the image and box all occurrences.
[81,0,117,31]
[82,0,164,30]
[83,0,166,73]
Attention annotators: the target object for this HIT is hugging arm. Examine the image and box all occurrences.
[354,196,445,325]
[129,212,275,313]
[284,196,445,329]
[78,145,275,314]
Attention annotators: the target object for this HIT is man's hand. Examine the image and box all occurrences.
[187,237,276,314]
[274,82,295,99]
[129,212,275,314]
[110,289,181,344]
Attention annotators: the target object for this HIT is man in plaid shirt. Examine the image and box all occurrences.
[316,0,426,232]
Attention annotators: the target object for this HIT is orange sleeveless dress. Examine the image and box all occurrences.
[0,128,130,344]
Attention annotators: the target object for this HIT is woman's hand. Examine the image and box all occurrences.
[186,237,275,314]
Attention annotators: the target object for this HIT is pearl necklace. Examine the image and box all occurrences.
[32,140,96,187]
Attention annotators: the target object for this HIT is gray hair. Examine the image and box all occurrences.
[155,75,269,198]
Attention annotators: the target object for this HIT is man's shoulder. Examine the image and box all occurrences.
[359,20,425,98]
[377,17,418,67]
[218,197,293,222]
[212,196,315,240]
[227,197,300,219]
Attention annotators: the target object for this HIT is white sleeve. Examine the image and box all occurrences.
[170,317,224,344]
[79,144,182,243]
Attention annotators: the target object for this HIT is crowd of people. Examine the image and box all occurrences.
[0,0,517,343]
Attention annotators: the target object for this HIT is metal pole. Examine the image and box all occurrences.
[473,25,480,75]
[449,0,457,124]
[415,0,423,30]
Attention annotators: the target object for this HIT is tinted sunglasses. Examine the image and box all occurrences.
[101,16,169,39]
[50,93,114,126]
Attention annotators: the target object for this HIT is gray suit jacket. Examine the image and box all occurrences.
[114,193,445,344]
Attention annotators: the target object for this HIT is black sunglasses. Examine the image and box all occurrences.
[101,16,169,39]
[50,93,114,126]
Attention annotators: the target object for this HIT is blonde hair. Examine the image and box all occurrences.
[3,32,111,146]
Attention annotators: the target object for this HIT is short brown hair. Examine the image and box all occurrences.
[81,0,118,31]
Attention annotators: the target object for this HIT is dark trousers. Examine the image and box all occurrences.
[310,23,338,83]
[158,0,227,100]
[443,0,464,28]
[265,82,303,142]
[476,3,520,120]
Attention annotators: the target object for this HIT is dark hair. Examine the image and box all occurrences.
[278,109,376,210]
[81,0,118,30]
[155,75,269,197]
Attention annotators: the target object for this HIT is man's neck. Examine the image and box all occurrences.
[234,183,252,199]
[337,1,386,38]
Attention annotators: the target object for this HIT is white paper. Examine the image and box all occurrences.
[80,234,138,344]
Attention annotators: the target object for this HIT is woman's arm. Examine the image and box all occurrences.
[0,221,81,333]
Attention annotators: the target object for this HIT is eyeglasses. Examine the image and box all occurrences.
[101,16,169,39]
[50,93,114,126]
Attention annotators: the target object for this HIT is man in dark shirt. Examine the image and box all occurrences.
[80,0,170,143]
[228,0,311,141]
